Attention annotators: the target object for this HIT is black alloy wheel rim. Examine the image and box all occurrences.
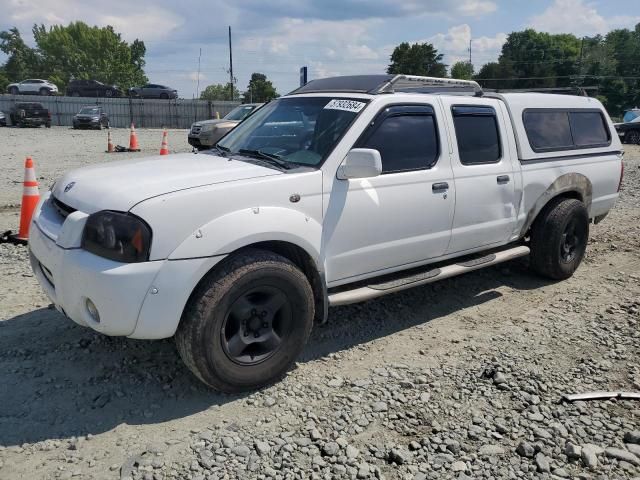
[221,286,291,366]
[560,217,583,263]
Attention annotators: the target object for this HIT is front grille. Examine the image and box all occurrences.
[191,124,202,135]
[51,196,77,219]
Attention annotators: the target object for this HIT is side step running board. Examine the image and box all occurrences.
[328,245,530,307]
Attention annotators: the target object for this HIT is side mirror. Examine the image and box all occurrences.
[337,148,382,180]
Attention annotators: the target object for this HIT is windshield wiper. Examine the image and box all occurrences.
[237,149,292,170]
[213,144,230,157]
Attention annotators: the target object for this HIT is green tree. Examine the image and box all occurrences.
[31,22,147,90]
[474,61,515,89]
[0,27,42,81]
[450,61,474,80]
[200,83,239,101]
[387,42,446,77]
[242,73,279,103]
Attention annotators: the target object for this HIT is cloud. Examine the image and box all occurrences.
[457,0,497,16]
[426,24,506,68]
[529,0,640,36]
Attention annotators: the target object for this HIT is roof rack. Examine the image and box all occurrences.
[375,75,483,96]
[288,74,484,96]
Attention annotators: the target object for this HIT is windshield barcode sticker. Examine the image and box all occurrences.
[324,99,366,113]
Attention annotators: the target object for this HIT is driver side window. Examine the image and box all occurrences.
[357,105,440,174]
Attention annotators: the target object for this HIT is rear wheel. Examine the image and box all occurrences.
[529,198,589,280]
[627,130,640,145]
[175,249,314,392]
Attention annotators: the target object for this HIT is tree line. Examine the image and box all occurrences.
[388,24,640,117]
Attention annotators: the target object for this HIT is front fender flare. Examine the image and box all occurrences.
[168,206,323,267]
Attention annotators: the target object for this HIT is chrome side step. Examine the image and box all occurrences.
[328,245,530,307]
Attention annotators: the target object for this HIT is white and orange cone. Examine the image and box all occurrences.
[16,157,40,241]
[107,130,114,153]
[159,129,169,155]
[129,122,140,151]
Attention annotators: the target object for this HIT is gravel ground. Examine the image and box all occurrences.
[0,126,192,209]
[0,131,639,479]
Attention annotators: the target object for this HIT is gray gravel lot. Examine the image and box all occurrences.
[0,129,639,479]
[0,126,191,209]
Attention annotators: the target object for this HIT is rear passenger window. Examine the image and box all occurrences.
[523,109,610,152]
[452,106,501,165]
[359,106,439,173]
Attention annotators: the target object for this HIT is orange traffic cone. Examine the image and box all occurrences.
[16,157,40,242]
[107,130,114,153]
[128,122,140,152]
[159,130,169,155]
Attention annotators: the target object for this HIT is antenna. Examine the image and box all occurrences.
[228,26,234,101]
[196,47,202,98]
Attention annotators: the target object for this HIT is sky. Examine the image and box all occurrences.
[1,0,639,98]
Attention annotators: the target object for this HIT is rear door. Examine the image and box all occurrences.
[439,97,518,254]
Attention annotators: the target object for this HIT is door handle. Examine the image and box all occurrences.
[497,175,510,185]
[432,182,449,193]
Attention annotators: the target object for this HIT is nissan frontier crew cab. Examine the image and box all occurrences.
[28,75,624,392]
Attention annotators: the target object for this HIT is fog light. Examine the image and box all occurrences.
[86,299,100,323]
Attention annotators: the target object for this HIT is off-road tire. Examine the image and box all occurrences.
[175,249,314,392]
[529,197,589,280]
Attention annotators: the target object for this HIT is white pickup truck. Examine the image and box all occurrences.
[28,75,624,392]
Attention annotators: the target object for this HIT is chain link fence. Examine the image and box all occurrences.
[0,95,240,129]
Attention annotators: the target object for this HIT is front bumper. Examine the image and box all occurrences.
[188,135,213,149]
[28,195,226,339]
[74,119,100,128]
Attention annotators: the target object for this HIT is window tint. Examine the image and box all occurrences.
[524,111,573,151]
[570,111,609,146]
[452,106,501,165]
[360,110,439,173]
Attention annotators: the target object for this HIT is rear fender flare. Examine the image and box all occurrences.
[520,172,592,237]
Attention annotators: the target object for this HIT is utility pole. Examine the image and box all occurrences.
[228,26,234,101]
[469,38,472,65]
[196,47,202,99]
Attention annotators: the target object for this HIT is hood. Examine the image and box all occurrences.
[195,119,237,127]
[52,153,281,213]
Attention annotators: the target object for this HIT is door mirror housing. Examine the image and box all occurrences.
[337,148,382,180]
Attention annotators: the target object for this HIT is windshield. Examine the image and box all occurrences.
[224,105,257,121]
[217,97,368,166]
[79,107,100,115]
[623,110,640,123]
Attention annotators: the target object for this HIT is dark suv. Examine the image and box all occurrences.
[129,84,178,99]
[73,105,110,129]
[9,102,51,127]
[66,80,122,98]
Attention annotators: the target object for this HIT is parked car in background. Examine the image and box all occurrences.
[188,103,262,150]
[9,102,51,127]
[129,84,178,99]
[7,79,59,96]
[66,80,122,98]
[615,108,640,144]
[0,111,6,127]
[73,105,109,130]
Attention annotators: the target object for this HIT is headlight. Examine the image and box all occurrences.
[82,211,152,263]
[201,124,216,132]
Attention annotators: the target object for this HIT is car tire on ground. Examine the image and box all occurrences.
[105,90,113,98]
[627,130,640,145]
[175,249,315,393]
[45,122,51,128]
[160,93,169,99]
[39,88,49,96]
[9,86,18,95]
[71,91,80,97]
[529,197,589,280]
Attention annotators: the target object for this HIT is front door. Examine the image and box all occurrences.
[439,98,517,254]
[324,104,455,284]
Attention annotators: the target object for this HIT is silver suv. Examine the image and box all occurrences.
[188,103,262,150]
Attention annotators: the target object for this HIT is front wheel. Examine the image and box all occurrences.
[175,249,314,392]
[9,87,18,95]
[39,88,49,96]
[529,198,589,280]
[627,130,640,145]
